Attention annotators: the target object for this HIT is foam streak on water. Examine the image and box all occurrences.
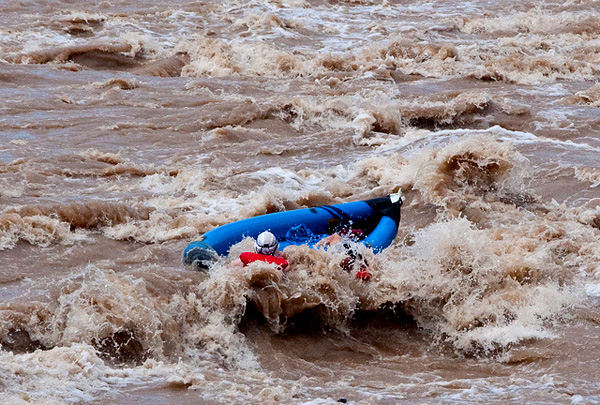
[2,0,600,403]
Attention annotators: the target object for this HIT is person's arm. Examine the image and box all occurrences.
[316,233,342,247]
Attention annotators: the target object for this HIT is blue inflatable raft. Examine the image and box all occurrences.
[183,191,402,271]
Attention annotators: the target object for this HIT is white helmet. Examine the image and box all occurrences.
[255,231,279,255]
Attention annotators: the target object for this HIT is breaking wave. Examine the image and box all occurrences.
[0,201,152,250]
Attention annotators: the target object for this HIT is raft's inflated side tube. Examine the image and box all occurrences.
[183,192,402,271]
[363,195,402,253]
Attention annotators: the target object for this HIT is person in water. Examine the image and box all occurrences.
[316,227,371,280]
[238,231,289,270]
[254,231,281,256]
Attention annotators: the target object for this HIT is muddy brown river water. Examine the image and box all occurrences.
[2,0,600,403]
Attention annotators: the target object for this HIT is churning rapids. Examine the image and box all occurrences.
[2,0,600,403]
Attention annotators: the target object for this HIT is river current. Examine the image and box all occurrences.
[1,0,600,403]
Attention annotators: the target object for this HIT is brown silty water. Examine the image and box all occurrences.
[1,0,600,403]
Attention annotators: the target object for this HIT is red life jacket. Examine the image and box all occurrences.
[240,252,289,271]
[355,267,372,280]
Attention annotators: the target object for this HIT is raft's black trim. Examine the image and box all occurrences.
[319,205,353,223]
[365,197,402,226]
